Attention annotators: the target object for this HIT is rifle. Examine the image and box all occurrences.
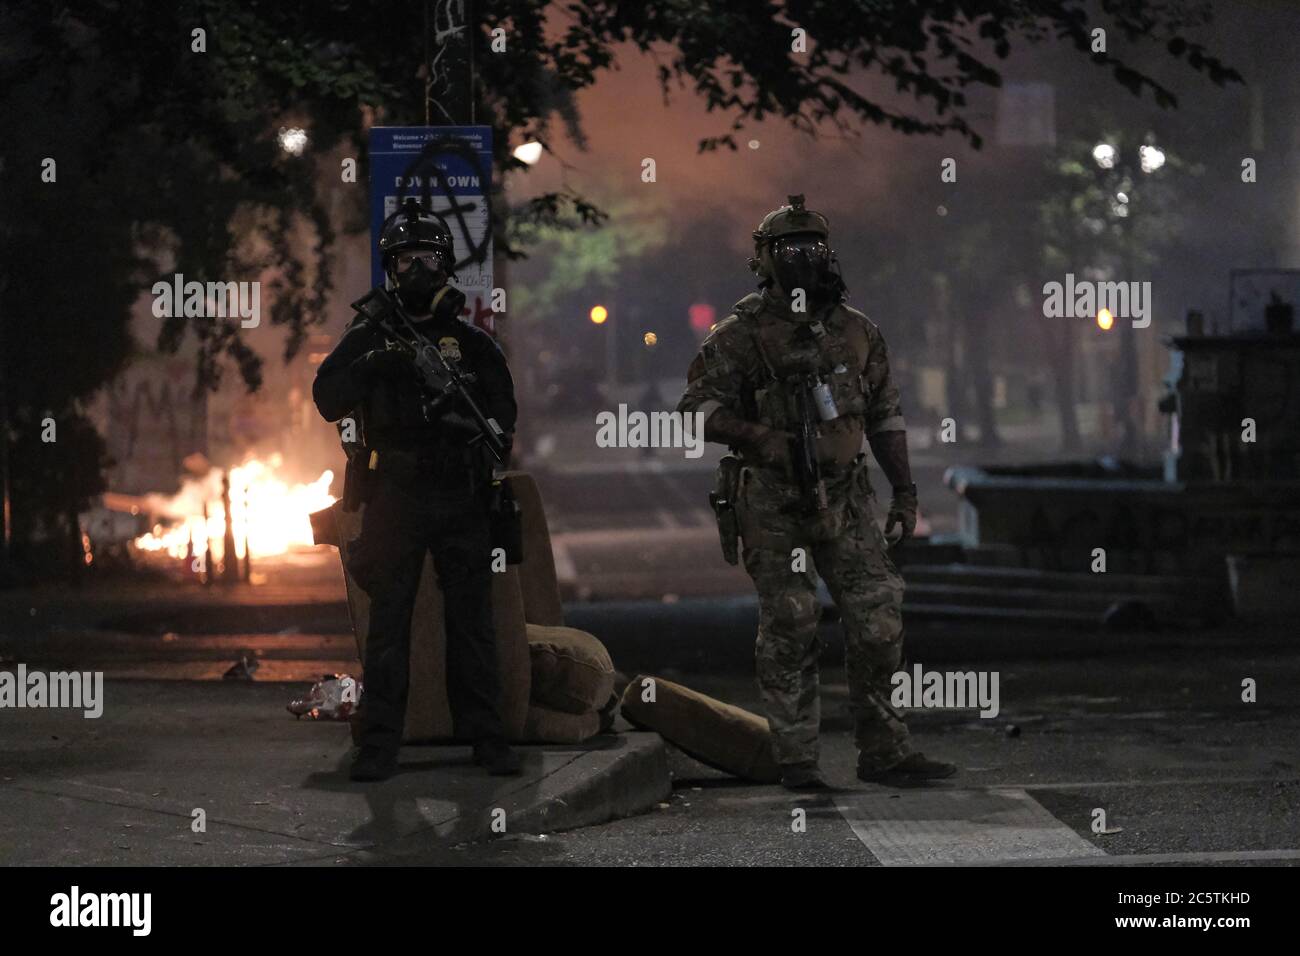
[350,286,508,462]
[790,373,829,512]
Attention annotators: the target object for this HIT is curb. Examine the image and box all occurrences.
[508,732,671,835]
[357,732,671,859]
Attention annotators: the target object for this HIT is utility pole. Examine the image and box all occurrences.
[423,0,515,467]
[221,470,239,584]
[1117,239,1141,462]
[425,0,474,126]
[242,485,252,583]
[606,302,618,394]
[202,502,214,587]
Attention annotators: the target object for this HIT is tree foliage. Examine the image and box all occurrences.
[1039,131,1195,276]
[0,0,1239,572]
[2,0,1239,392]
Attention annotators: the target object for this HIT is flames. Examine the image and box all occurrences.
[133,454,335,562]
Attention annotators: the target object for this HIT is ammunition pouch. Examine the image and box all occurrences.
[341,446,375,513]
[488,477,523,565]
[709,454,742,566]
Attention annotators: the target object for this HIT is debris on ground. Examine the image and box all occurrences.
[223,654,259,680]
[287,674,363,720]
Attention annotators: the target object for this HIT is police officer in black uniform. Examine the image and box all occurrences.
[313,199,520,781]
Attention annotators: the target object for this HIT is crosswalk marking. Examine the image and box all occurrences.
[834,787,1106,865]
[978,848,1300,867]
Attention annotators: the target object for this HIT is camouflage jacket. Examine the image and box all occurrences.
[678,289,905,469]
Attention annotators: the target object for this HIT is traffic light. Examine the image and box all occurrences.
[688,303,715,333]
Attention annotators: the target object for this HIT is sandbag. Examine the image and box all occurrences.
[522,704,602,744]
[527,624,615,715]
[620,674,780,783]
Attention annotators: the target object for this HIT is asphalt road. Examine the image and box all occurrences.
[3,451,1296,868]
[3,570,1296,866]
[452,626,1300,866]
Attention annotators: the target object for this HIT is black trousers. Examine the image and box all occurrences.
[345,474,504,752]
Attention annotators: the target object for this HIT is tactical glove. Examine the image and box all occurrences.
[703,408,791,469]
[884,483,918,547]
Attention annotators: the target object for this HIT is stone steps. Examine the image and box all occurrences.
[893,561,1223,629]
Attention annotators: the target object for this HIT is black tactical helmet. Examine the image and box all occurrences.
[751,194,831,250]
[379,197,455,269]
[748,195,845,304]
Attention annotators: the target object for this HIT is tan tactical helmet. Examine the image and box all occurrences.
[748,194,831,283]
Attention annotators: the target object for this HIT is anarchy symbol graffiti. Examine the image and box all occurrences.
[392,133,492,279]
[369,124,496,330]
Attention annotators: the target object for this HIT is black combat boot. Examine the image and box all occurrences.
[857,752,957,784]
[780,762,831,791]
[473,738,523,776]
[350,745,399,782]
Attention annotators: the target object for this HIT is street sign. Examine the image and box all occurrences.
[368,126,495,332]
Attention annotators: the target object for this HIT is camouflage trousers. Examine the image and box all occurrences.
[736,462,912,770]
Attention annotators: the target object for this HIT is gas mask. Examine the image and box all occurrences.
[390,254,448,315]
[768,235,841,305]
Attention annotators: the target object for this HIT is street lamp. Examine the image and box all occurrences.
[1093,140,1163,177]
[1091,136,1164,460]
[513,141,543,166]
[1139,144,1166,174]
[1092,143,1117,169]
[277,126,308,155]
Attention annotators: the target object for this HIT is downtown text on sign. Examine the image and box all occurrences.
[368,126,495,332]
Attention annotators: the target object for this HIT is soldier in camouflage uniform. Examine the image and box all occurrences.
[678,195,957,790]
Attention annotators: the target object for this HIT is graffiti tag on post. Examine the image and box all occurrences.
[368,126,495,333]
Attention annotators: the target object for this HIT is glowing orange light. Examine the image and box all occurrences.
[133,454,335,561]
[1097,308,1115,331]
[589,305,608,325]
